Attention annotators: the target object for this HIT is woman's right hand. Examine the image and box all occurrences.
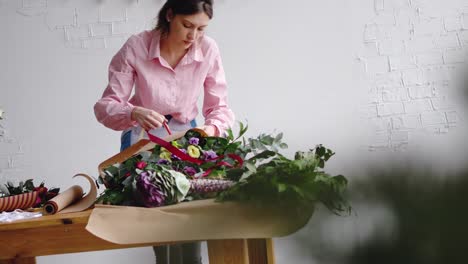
[131,106,168,131]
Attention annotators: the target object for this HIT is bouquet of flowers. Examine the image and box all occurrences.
[96,124,350,215]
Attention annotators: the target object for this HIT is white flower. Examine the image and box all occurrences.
[0,109,3,120]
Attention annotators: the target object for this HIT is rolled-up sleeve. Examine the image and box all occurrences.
[94,37,137,131]
[203,43,235,136]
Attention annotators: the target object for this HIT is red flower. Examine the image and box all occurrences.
[34,195,42,207]
[33,186,48,195]
[136,161,147,170]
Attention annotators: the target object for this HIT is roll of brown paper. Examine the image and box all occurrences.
[43,185,83,214]
[43,173,97,215]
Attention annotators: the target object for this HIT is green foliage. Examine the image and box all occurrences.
[217,145,350,215]
[5,179,35,195]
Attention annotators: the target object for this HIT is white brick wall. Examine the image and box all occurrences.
[379,39,405,55]
[382,87,410,102]
[401,69,424,85]
[421,111,447,125]
[46,7,76,29]
[365,56,390,74]
[15,1,154,50]
[389,55,417,70]
[446,111,459,123]
[444,16,463,31]
[413,18,444,36]
[443,48,466,63]
[360,0,467,150]
[408,84,434,99]
[0,117,25,184]
[377,102,405,116]
[415,52,444,66]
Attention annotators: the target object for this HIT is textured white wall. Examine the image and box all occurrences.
[1,0,468,263]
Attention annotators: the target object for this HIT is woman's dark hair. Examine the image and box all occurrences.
[155,0,213,36]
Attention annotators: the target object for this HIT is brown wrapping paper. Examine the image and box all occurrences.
[86,199,313,244]
[43,173,97,215]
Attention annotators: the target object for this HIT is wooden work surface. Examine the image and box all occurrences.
[0,209,275,264]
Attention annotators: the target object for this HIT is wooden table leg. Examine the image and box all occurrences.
[0,257,36,264]
[207,239,249,264]
[247,239,275,264]
[207,238,275,264]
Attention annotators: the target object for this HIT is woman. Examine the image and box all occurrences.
[94,0,234,263]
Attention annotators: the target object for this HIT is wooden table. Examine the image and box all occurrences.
[0,209,275,264]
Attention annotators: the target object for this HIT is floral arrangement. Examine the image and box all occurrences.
[97,124,351,215]
[0,179,60,207]
[0,108,4,120]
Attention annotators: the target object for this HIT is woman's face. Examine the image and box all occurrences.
[168,11,210,49]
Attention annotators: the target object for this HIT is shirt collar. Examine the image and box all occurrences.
[148,30,162,60]
[148,30,204,63]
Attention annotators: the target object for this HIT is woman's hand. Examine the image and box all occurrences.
[131,106,167,131]
[197,125,218,137]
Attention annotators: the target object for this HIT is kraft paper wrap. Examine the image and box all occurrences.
[43,174,97,215]
[86,199,313,244]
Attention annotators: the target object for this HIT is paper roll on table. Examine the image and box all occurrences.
[43,173,97,215]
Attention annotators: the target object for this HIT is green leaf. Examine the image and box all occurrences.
[247,150,276,162]
[259,135,274,146]
[226,168,244,180]
[235,122,248,141]
[23,179,35,191]
[226,128,234,142]
[245,161,257,173]
[105,165,119,176]
[318,160,325,169]
[274,132,283,143]
[316,145,325,157]
[200,161,217,169]
[277,183,287,192]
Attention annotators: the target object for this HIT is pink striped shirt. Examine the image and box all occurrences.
[94,30,234,135]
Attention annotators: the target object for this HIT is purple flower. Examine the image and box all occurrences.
[188,137,199,145]
[136,171,165,207]
[157,159,170,165]
[204,150,218,160]
[183,166,197,176]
